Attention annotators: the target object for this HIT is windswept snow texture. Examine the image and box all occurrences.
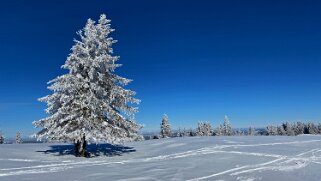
[1,136,321,181]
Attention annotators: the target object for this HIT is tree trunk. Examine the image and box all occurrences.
[74,134,87,157]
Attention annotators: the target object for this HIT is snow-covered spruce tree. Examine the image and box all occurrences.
[284,122,295,136]
[215,124,223,136]
[176,128,183,137]
[0,131,4,144]
[222,115,233,136]
[235,129,245,136]
[266,125,277,136]
[318,123,321,134]
[196,122,203,136]
[16,132,22,144]
[33,14,142,157]
[295,122,305,135]
[277,125,286,135]
[176,127,190,137]
[181,128,187,137]
[196,121,213,136]
[248,127,255,136]
[160,114,171,138]
[306,122,318,134]
[188,128,195,137]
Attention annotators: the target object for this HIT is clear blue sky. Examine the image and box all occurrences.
[0,0,321,137]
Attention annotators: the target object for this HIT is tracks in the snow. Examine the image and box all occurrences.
[1,139,321,178]
[188,142,321,181]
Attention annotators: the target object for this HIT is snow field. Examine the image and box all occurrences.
[1,135,321,181]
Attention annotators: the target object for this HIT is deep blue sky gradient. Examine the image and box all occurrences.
[0,0,321,137]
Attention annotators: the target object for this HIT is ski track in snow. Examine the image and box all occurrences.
[188,141,321,181]
[1,139,321,178]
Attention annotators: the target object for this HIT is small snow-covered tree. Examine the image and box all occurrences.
[248,127,255,136]
[215,124,223,136]
[266,125,277,136]
[196,121,213,136]
[188,128,195,137]
[160,114,171,138]
[222,115,233,136]
[177,127,183,137]
[277,125,286,135]
[177,127,193,137]
[195,122,203,136]
[291,122,297,135]
[33,14,142,157]
[318,123,321,134]
[234,129,244,136]
[0,131,4,144]
[295,122,305,135]
[182,128,187,137]
[284,122,295,136]
[16,132,22,144]
[306,122,318,134]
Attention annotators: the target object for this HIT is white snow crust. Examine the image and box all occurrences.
[1,135,321,180]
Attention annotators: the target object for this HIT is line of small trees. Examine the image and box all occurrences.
[266,122,321,136]
[157,115,321,139]
[0,131,22,144]
[158,115,236,138]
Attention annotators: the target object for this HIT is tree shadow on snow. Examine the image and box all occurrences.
[37,144,136,157]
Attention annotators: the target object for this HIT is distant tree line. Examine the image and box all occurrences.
[0,131,23,144]
[154,115,321,139]
[155,115,238,139]
[265,122,321,136]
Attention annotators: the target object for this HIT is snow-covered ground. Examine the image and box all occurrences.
[1,135,321,181]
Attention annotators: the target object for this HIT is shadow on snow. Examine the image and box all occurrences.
[37,144,136,157]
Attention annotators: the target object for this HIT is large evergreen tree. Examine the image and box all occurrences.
[33,14,142,156]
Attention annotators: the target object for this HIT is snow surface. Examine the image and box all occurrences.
[1,135,321,181]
